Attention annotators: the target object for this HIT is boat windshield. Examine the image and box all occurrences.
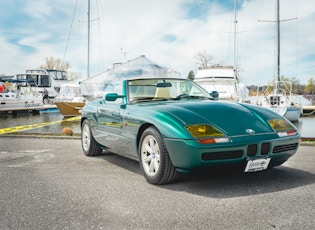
[128,78,211,103]
[47,70,67,80]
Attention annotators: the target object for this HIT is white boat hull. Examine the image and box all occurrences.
[268,106,300,122]
[0,93,44,111]
[0,99,42,109]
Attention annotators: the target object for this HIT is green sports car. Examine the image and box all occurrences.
[80,77,300,184]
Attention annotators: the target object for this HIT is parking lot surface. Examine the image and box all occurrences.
[0,137,314,229]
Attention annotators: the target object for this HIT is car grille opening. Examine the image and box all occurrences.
[272,143,298,153]
[202,150,243,161]
[247,144,257,156]
[201,142,297,161]
[261,143,270,155]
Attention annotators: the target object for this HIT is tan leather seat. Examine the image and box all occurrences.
[155,88,171,98]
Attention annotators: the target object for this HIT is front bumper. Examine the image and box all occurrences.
[164,134,300,172]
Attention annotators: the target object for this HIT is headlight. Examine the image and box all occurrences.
[186,124,230,144]
[268,119,298,137]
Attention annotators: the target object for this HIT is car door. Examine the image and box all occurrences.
[94,82,134,156]
[95,100,122,151]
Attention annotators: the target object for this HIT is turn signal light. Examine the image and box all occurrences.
[196,137,230,144]
[268,119,298,137]
[186,124,229,144]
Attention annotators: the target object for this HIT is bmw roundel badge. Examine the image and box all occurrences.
[246,129,255,135]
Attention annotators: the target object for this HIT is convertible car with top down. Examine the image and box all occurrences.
[80,77,300,184]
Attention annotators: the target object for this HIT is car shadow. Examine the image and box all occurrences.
[96,151,315,199]
[95,150,141,175]
[163,167,315,198]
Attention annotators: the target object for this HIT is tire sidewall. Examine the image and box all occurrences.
[81,120,91,156]
[139,127,166,184]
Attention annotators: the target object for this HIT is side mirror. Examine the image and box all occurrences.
[210,91,219,100]
[105,93,125,101]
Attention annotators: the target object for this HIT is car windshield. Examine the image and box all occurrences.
[127,78,211,103]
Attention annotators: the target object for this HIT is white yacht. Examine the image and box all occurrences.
[194,65,249,102]
[0,78,45,112]
[16,69,68,104]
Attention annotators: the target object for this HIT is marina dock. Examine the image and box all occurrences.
[302,105,315,115]
[0,104,58,115]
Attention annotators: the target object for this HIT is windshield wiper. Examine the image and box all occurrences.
[130,97,154,103]
[153,97,169,101]
[173,95,210,100]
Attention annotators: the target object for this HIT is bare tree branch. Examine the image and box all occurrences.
[195,50,213,68]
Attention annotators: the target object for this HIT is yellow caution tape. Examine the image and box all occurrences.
[0,116,81,135]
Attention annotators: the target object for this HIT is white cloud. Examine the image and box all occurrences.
[24,0,52,19]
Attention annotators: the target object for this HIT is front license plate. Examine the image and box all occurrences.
[244,158,271,172]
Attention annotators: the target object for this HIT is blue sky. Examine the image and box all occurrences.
[0,0,314,85]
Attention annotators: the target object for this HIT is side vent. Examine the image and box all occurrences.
[273,143,298,153]
[202,150,243,161]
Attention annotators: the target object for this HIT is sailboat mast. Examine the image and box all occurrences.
[275,0,280,94]
[87,0,91,78]
[233,0,237,78]
[233,0,241,100]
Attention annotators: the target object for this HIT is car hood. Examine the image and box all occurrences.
[152,100,275,136]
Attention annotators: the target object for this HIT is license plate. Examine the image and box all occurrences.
[244,158,271,172]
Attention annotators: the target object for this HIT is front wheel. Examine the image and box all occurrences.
[81,119,102,156]
[139,127,178,185]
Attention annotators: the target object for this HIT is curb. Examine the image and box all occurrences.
[0,132,81,139]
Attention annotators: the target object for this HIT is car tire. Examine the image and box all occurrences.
[81,119,102,156]
[139,126,178,185]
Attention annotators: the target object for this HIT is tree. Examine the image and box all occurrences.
[195,50,213,68]
[39,57,81,81]
[39,57,70,70]
[278,76,300,94]
[305,77,315,94]
[187,70,195,80]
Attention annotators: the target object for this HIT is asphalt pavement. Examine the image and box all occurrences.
[0,137,314,229]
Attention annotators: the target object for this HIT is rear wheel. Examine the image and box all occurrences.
[139,127,178,185]
[81,119,102,156]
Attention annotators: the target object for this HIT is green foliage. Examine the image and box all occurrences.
[305,77,315,94]
[248,75,314,96]
[278,76,300,94]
